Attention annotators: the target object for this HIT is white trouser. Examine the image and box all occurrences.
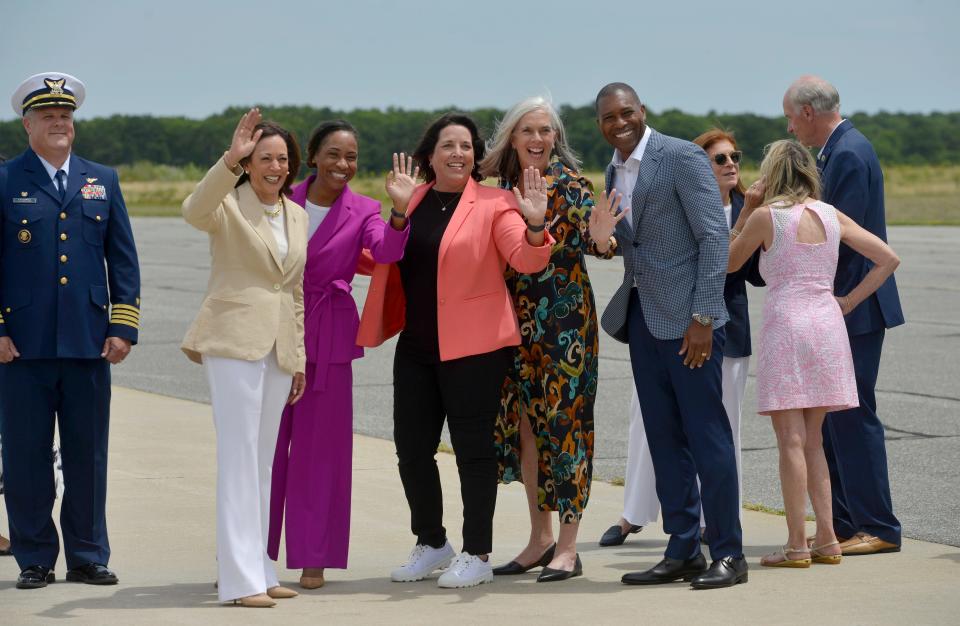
[204,350,292,602]
[622,356,748,526]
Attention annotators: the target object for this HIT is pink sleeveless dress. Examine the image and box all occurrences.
[756,201,859,415]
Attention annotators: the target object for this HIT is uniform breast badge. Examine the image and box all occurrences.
[81,184,107,200]
[18,229,32,244]
[12,191,37,204]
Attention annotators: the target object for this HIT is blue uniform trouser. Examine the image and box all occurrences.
[0,358,111,570]
[823,329,901,545]
[626,291,743,560]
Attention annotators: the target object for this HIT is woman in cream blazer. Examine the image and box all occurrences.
[181,109,308,608]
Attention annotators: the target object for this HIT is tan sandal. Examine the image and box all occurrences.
[810,541,843,565]
[760,545,812,568]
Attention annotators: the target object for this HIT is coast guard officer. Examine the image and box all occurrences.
[0,72,141,589]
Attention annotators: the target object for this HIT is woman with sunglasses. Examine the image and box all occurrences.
[599,129,763,549]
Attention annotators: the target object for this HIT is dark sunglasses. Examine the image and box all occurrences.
[713,151,742,166]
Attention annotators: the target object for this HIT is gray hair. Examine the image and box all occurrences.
[479,96,580,184]
[786,76,840,114]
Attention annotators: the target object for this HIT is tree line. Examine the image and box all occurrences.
[2,105,958,173]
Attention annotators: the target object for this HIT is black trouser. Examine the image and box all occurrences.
[393,347,510,556]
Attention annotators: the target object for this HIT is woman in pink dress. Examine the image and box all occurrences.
[728,140,900,569]
[267,121,413,589]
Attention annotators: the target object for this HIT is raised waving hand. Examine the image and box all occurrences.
[589,188,625,247]
[512,166,548,226]
[225,108,263,169]
[385,152,420,216]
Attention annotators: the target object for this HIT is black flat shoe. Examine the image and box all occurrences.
[537,554,582,582]
[492,543,556,575]
[689,555,748,589]
[17,565,55,589]
[621,554,707,585]
[599,523,643,547]
[66,563,118,585]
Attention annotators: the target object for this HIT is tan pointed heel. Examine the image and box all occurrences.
[760,545,812,568]
[299,575,325,589]
[267,585,298,599]
[810,541,843,565]
[231,593,276,608]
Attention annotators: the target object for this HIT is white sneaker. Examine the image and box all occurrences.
[437,552,494,588]
[390,541,456,582]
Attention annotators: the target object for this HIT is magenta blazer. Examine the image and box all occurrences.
[288,176,409,389]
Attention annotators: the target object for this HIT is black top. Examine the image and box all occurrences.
[396,189,462,363]
[723,191,764,358]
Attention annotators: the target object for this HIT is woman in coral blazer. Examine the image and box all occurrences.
[181,109,307,608]
[357,113,553,589]
[266,121,410,590]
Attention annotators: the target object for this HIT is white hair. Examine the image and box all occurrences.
[479,96,580,184]
[786,76,840,114]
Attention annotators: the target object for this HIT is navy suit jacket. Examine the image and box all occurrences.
[723,191,764,358]
[0,149,141,358]
[818,120,904,336]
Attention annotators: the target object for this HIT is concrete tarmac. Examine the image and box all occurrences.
[115,219,960,547]
[2,387,959,625]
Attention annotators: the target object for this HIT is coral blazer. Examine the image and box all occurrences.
[180,157,308,374]
[357,178,554,361]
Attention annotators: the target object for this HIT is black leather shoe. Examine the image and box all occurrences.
[17,566,55,589]
[621,554,707,585]
[66,563,118,585]
[599,524,643,547]
[689,555,748,589]
[537,554,582,582]
[493,543,556,575]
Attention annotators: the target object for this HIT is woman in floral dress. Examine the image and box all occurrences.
[480,97,615,582]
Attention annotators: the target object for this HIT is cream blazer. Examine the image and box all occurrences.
[180,157,308,374]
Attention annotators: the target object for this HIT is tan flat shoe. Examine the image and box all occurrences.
[300,574,325,589]
[266,585,298,599]
[839,532,900,556]
[231,593,275,608]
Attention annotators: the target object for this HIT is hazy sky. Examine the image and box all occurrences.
[1,0,957,121]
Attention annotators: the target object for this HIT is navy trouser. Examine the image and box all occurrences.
[823,329,901,545]
[0,358,111,570]
[626,291,743,560]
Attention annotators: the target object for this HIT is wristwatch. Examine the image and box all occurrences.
[692,314,714,327]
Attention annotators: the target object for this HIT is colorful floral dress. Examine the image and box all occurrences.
[496,158,614,522]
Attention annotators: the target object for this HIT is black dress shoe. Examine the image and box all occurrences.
[599,523,643,547]
[66,563,118,585]
[621,554,707,585]
[492,543,556,575]
[537,554,582,582]
[689,555,748,589]
[17,565,55,589]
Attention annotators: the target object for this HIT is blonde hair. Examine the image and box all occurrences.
[479,96,580,185]
[759,139,821,207]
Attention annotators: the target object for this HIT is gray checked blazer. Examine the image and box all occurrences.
[601,129,729,343]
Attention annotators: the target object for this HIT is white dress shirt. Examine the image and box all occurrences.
[609,126,652,223]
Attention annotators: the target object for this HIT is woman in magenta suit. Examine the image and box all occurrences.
[267,121,412,589]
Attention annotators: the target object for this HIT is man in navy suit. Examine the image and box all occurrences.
[783,75,905,555]
[0,72,141,588]
[591,83,746,588]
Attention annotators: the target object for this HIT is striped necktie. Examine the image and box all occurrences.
[56,170,67,203]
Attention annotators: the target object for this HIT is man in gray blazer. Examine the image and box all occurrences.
[591,83,746,589]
